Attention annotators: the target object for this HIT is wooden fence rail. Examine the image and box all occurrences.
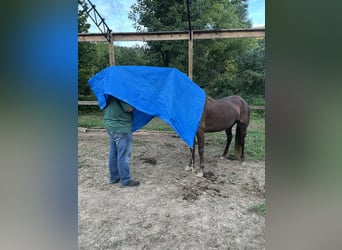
[78,101,264,110]
[78,28,265,42]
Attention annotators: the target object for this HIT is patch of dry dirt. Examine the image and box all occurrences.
[78,129,265,249]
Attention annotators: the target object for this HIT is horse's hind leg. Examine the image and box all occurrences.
[223,127,233,157]
[196,130,205,177]
[240,125,247,161]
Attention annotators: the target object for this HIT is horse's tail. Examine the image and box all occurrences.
[242,97,251,127]
[235,98,250,161]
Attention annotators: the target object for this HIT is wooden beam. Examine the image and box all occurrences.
[78,33,107,42]
[112,31,188,42]
[78,28,265,42]
[108,35,115,65]
[188,31,193,79]
[78,101,98,105]
[193,28,265,40]
[249,105,265,110]
[78,101,265,111]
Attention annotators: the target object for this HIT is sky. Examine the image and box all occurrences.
[247,0,265,27]
[85,0,265,45]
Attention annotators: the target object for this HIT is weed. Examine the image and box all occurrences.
[249,203,265,216]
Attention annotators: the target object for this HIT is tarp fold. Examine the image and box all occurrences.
[88,66,206,147]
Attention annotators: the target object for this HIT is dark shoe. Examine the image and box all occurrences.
[120,180,140,188]
[109,179,120,184]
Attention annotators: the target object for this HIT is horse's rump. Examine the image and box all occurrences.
[203,95,249,132]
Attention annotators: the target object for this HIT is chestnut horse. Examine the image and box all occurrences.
[186,95,250,177]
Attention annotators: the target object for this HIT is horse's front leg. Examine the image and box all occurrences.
[185,139,196,172]
[196,130,205,177]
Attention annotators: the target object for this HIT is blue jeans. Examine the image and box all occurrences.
[106,129,132,185]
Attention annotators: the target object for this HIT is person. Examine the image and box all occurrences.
[103,95,140,188]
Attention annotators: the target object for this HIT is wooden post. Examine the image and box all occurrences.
[188,30,193,80]
[108,33,115,66]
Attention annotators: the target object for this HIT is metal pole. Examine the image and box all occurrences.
[186,0,193,79]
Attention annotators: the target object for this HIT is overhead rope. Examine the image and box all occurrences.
[186,0,192,40]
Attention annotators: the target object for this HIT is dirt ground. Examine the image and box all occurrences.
[78,128,265,250]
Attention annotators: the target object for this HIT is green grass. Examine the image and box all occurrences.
[143,118,173,131]
[78,112,172,131]
[204,111,265,161]
[78,113,104,128]
[78,111,265,161]
[246,129,265,160]
[248,203,265,216]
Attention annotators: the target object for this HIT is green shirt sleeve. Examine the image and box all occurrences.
[119,100,133,112]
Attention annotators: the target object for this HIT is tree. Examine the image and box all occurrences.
[235,38,265,97]
[78,0,152,98]
[129,0,190,69]
[78,0,97,97]
[114,46,147,66]
[93,43,147,67]
[78,0,90,33]
[128,0,261,98]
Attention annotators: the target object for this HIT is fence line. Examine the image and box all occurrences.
[78,101,264,110]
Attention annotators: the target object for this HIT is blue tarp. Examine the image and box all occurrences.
[88,66,206,147]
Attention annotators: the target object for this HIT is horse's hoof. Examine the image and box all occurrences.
[184,165,192,171]
[227,155,234,160]
[196,172,204,178]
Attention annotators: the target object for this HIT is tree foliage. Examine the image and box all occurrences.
[78,0,96,97]
[128,0,263,98]
[78,0,264,103]
[236,38,265,97]
[78,1,150,99]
